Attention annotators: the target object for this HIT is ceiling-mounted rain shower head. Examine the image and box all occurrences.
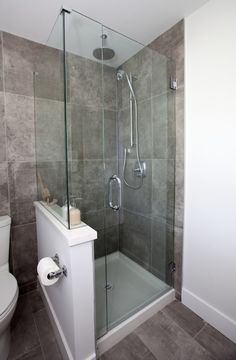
[93,33,115,61]
[93,47,115,60]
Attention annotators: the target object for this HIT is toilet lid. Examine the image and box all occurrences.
[0,272,18,316]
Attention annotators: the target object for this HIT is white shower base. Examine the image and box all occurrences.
[96,251,175,355]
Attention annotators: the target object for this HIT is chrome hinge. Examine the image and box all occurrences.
[168,261,176,273]
[170,77,178,90]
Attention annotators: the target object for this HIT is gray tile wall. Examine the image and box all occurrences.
[149,20,185,298]
[0,31,64,292]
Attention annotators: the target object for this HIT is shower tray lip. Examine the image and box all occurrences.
[96,287,175,356]
[34,201,97,246]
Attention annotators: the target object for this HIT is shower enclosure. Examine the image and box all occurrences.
[34,8,176,340]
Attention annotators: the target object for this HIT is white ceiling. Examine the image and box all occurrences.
[0,0,209,46]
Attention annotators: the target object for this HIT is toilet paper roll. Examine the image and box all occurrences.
[37,257,60,286]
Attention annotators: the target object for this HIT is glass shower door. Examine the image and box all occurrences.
[102,26,176,332]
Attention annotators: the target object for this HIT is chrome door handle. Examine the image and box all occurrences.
[108,175,121,211]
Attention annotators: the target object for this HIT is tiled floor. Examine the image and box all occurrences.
[9,290,236,360]
[101,301,236,360]
[8,289,62,360]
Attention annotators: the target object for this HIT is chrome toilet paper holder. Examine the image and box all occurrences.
[47,254,68,280]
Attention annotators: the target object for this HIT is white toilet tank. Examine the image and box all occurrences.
[0,216,11,271]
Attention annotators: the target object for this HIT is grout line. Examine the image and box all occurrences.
[193,322,207,339]
[135,334,159,360]
[161,306,209,346]
[33,314,46,360]
[13,345,42,360]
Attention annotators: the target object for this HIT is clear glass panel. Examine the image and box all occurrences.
[64,10,108,337]
[34,14,70,228]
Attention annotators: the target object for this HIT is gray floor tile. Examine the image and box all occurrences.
[29,289,45,313]
[100,333,156,360]
[8,294,40,359]
[195,324,236,360]
[9,295,39,360]
[34,309,62,360]
[162,300,205,336]
[135,311,214,360]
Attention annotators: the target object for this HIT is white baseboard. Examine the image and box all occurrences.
[39,281,96,360]
[182,288,236,344]
[38,280,74,360]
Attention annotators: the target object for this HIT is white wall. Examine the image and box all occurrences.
[183,0,236,343]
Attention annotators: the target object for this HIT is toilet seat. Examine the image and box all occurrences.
[0,272,18,318]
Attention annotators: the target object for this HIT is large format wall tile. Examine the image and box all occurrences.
[123,159,152,215]
[71,105,103,160]
[176,87,184,160]
[174,226,183,297]
[8,162,37,225]
[103,65,117,111]
[68,160,84,200]
[0,92,6,162]
[34,46,64,101]
[34,98,65,162]
[3,32,63,100]
[3,32,39,97]
[119,99,152,160]
[122,47,152,107]
[5,93,35,162]
[151,51,169,97]
[152,159,175,221]
[94,226,119,259]
[149,20,184,58]
[152,92,176,160]
[120,210,151,268]
[104,110,118,160]
[36,161,67,206]
[175,157,184,228]
[82,108,103,159]
[0,162,9,216]
[0,32,3,91]
[120,225,151,269]
[68,54,102,107]
[150,219,167,281]
[83,160,104,212]
[11,223,38,287]
[70,103,84,160]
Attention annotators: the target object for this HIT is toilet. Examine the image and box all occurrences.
[0,216,19,360]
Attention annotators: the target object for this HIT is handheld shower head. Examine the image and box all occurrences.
[117,69,125,81]
[117,69,136,101]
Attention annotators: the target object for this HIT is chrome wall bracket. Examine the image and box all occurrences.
[47,254,68,280]
[133,161,146,178]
